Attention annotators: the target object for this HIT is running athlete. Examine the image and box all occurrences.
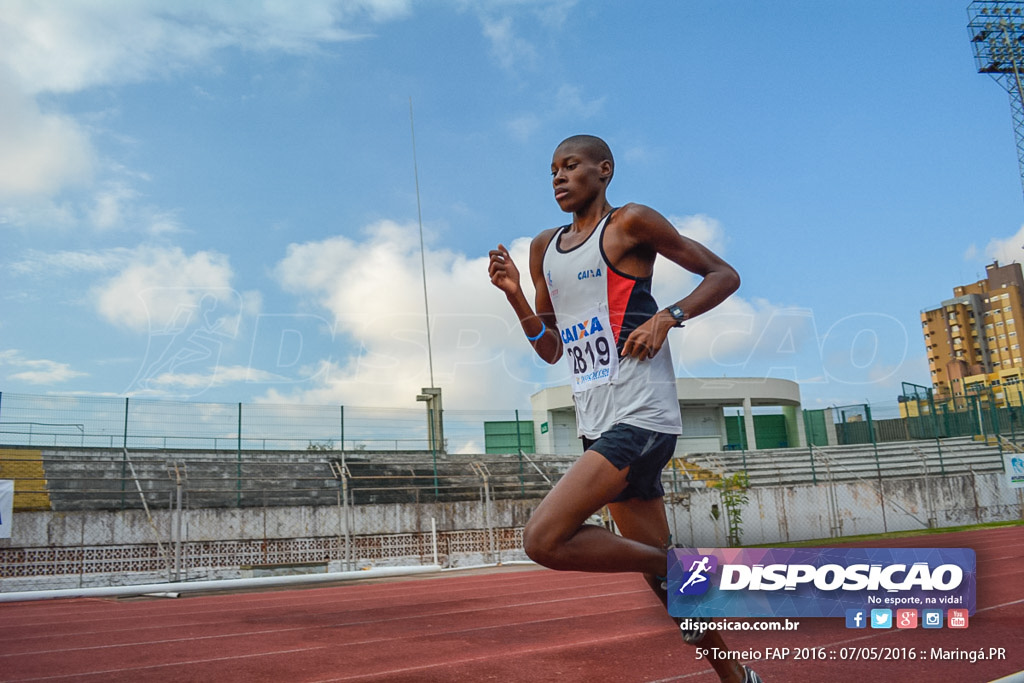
[488,135,761,683]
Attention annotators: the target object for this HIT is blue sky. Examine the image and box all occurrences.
[1,0,1021,415]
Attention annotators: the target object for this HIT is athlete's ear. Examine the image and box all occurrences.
[599,159,613,184]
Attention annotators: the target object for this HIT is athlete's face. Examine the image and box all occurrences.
[550,144,611,213]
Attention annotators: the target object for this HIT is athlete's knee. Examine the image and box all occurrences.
[522,521,560,568]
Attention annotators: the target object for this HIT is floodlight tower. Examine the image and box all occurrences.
[968,1,1024,199]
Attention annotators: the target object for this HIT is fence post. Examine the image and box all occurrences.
[236,402,242,507]
[121,397,129,510]
[865,404,888,533]
[929,393,945,475]
[172,462,184,582]
[1017,387,1024,447]
[1010,399,1018,446]
[989,388,1003,462]
[430,403,439,500]
[739,411,748,452]
[866,405,881,476]
[808,411,824,485]
[515,409,524,497]
[340,405,345,454]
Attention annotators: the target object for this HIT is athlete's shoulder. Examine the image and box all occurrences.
[527,226,564,275]
[533,225,562,243]
[530,226,563,253]
[607,203,675,247]
[612,202,665,226]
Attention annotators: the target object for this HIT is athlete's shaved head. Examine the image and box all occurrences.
[556,135,614,181]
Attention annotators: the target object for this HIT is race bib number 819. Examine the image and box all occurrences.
[561,305,619,392]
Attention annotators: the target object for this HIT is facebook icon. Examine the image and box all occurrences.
[845,609,866,629]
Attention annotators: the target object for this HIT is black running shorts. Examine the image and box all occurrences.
[582,423,678,502]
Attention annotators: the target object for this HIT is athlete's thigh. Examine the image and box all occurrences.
[606,496,670,549]
[527,450,630,541]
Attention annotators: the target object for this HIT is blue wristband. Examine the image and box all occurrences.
[526,321,546,342]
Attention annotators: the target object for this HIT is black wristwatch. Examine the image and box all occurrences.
[666,305,687,327]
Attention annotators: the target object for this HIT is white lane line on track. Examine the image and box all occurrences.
[7,609,672,681]
[305,627,672,682]
[0,574,633,630]
[5,646,329,682]
[0,589,656,657]
[0,581,648,647]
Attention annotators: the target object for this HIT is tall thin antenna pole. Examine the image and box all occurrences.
[409,97,435,387]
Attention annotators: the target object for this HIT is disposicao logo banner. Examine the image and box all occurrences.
[667,547,976,618]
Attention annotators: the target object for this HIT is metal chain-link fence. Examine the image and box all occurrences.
[0,448,569,593]
[2,391,1022,596]
[0,392,531,453]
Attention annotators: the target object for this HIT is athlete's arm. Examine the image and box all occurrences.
[612,203,740,360]
[487,234,562,364]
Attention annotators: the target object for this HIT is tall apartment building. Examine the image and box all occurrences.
[921,260,1024,398]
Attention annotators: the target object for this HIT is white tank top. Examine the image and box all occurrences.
[542,209,682,439]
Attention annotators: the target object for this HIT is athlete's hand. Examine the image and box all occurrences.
[620,310,676,360]
[488,244,521,297]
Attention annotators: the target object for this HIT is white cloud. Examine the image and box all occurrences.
[11,247,135,275]
[88,182,138,231]
[92,246,236,332]
[145,365,285,390]
[9,244,262,396]
[0,1,409,95]
[86,181,185,235]
[553,84,605,119]
[272,220,550,408]
[984,224,1024,265]
[0,0,411,209]
[0,70,94,199]
[507,113,542,141]
[504,83,603,141]
[0,349,87,384]
[472,2,579,74]
[667,213,727,254]
[651,215,832,384]
[480,16,537,71]
[269,215,812,409]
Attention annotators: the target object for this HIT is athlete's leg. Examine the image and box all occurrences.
[605,496,670,592]
[608,497,748,683]
[522,450,665,575]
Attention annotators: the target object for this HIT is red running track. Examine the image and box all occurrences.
[0,526,1021,682]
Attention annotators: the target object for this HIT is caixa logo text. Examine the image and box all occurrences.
[560,316,605,343]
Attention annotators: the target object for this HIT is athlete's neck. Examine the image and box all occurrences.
[570,201,613,234]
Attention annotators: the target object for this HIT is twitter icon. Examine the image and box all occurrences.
[870,609,892,629]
